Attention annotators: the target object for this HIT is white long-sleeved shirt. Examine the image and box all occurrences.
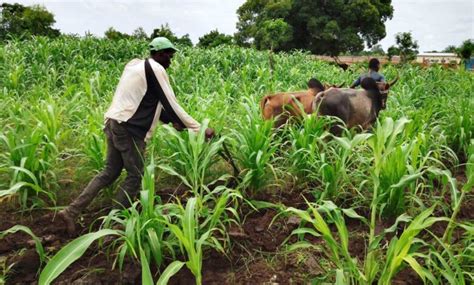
[104,58,201,141]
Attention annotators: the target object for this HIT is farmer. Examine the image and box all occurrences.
[350,58,386,88]
[58,37,214,234]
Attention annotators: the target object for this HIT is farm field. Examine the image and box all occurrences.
[0,37,473,284]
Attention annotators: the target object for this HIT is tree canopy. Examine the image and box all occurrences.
[197,29,233,48]
[458,39,474,61]
[104,27,130,40]
[235,0,393,56]
[104,26,148,40]
[388,32,419,63]
[0,3,60,39]
[150,24,193,47]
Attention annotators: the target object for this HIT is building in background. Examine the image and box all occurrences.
[416,52,460,65]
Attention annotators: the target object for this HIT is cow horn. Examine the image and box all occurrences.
[388,75,399,87]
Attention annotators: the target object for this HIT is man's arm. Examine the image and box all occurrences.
[159,108,185,131]
[379,74,386,82]
[350,76,361,88]
[151,64,201,132]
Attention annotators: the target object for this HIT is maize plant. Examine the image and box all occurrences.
[2,37,473,283]
[285,200,444,284]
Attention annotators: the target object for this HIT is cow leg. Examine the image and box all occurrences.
[275,113,289,128]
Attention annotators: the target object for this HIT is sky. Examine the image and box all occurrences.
[4,0,474,52]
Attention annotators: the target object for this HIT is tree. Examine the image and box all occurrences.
[387,46,400,61]
[197,29,233,48]
[458,39,474,62]
[370,44,385,55]
[235,0,393,56]
[256,18,292,51]
[104,27,130,40]
[132,27,148,40]
[177,34,193,47]
[394,32,419,63]
[443,45,457,53]
[150,24,193,47]
[0,3,60,39]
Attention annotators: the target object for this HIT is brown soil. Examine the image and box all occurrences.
[1,178,471,284]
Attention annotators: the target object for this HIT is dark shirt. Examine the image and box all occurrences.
[123,59,161,139]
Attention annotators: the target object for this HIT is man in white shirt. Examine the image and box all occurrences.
[58,37,214,235]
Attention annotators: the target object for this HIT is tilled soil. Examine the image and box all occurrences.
[1,186,472,284]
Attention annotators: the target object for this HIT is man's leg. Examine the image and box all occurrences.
[114,137,146,208]
[62,124,124,220]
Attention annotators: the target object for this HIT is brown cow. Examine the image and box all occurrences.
[261,78,342,127]
[312,77,399,134]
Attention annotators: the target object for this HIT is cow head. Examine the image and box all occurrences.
[377,76,399,92]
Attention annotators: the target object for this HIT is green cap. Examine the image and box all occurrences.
[149,37,178,52]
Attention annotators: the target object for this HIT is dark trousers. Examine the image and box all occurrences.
[66,119,146,217]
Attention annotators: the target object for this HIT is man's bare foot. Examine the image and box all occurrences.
[57,210,76,237]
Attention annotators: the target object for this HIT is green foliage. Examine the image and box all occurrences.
[442,140,474,243]
[104,26,149,41]
[235,0,393,55]
[369,44,385,55]
[104,27,131,40]
[285,201,441,284]
[38,229,119,285]
[156,261,185,285]
[0,225,46,268]
[425,229,474,284]
[158,120,228,197]
[388,32,419,63]
[231,98,280,193]
[443,45,458,53]
[197,29,233,48]
[0,3,60,39]
[458,39,474,61]
[98,156,240,284]
[367,117,446,217]
[132,27,148,40]
[1,37,473,283]
[160,191,240,284]
[0,126,58,208]
[257,18,292,51]
[150,23,192,47]
[387,46,400,61]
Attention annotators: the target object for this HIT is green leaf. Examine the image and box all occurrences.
[39,229,118,285]
[390,172,423,189]
[140,247,154,285]
[287,241,317,251]
[335,269,348,285]
[156,261,185,285]
[290,227,321,237]
[341,208,368,225]
[0,225,45,266]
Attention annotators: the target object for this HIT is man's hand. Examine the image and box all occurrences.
[172,122,184,131]
[205,128,215,140]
